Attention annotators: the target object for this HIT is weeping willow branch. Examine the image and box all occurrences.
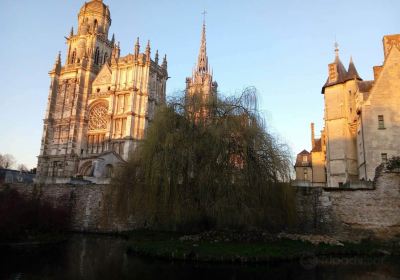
[113,87,295,232]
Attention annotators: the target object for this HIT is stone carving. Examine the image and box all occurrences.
[89,103,108,130]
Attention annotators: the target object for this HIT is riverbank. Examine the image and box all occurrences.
[126,231,400,263]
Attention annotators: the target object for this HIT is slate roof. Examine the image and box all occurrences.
[294,150,312,167]
[311,139,322,153]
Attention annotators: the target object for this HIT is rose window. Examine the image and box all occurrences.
[89,104,108,130]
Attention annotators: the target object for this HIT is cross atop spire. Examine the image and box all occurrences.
[334,41,339,58]
[202,9,207,26]
[196,11,209,75]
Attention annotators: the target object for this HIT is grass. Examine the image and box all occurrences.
[126,231,400,263]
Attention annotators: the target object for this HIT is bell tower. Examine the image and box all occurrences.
[66,0,113,69]
[37,0,115,179]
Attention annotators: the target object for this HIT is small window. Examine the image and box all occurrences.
[302,156,308,163]
[378,115,385,129]
[96,88,101,93]
[381,153,388,163]
[303,168,308,180]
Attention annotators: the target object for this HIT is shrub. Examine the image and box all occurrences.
[0,188,71,241]
[386,156,400,171]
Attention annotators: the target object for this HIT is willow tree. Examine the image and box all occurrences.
[113,87,294,232]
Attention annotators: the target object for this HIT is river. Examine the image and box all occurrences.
[0,235,399,280]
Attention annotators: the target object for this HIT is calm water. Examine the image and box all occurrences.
[0,235,399,280]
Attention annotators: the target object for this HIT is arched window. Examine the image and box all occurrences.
[94,47,100,65]
[103,53,108,64]
[71,49,77,64]
[94,19,98,32]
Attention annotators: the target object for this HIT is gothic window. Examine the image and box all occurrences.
[94,47,100,65]
[94,19,98,33]
[103,53,108,64]
[89,103,108,130]
[71,49,77,64]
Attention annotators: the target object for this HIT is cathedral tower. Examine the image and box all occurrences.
[37,0,168,182]
[185,15,218,122]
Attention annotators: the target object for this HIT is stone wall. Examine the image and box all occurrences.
[0,183,138,233]
[2,171,400,240]
[293,171,400,240]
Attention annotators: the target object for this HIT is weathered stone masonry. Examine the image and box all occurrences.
[3,171,400,239]
[294,171,400,240]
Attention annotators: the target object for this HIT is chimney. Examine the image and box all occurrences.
[311,123,315,150]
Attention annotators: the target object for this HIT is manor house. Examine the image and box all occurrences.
[295,35,400,188]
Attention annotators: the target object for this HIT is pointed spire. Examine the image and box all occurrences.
[155,50,159,65]
[111,33,115,44]
[162,54,168,69]
[54,51,62,73]
[70,27,74,37]
[146,40,151,63]
[134,37,140,58]
[196,13,209,74]
[346,56,362,81]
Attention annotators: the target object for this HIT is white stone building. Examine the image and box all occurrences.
[37,0,168,182]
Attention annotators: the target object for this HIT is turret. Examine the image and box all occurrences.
[346,56,362,81]
[322,42,348,94]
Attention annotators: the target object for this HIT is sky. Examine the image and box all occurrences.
[0,0,399,169]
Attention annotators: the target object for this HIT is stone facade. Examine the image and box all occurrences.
[294,123,326,187]
[37,0,168,182]
[296,34,400,187]
[294,170,400,240]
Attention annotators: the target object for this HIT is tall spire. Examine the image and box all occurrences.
[196,10,209,74]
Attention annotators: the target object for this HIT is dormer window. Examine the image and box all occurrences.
[328,63,338,83]
[302,156,308,163]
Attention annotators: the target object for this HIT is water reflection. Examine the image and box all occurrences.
[0,235,399,280]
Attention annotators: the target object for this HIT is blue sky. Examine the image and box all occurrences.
[0,0,399,169]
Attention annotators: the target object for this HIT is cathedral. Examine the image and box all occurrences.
[37,0,168,182]
[37,0,217,183]
[295,34,400,188]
